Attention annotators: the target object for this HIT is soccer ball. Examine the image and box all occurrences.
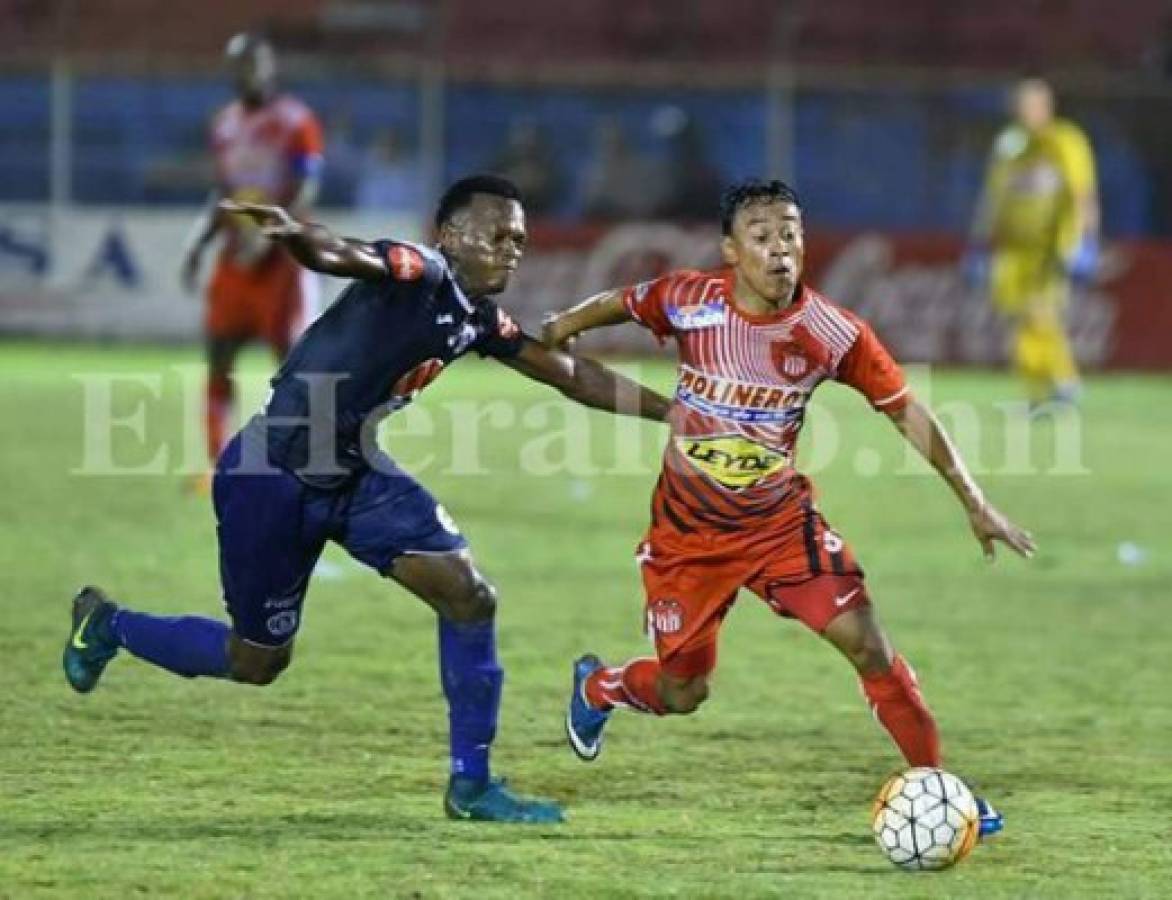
[871,767,980,871]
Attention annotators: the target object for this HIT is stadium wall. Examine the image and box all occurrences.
[0,207,1168,370]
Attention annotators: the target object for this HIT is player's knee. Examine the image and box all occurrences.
[660,676,709,715]
[446,576,497,623]
[846,633,893,677]
[230,645,292,686]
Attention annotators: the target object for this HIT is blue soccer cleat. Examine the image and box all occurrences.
[63,586,120,694]
[443,776,564,824]
[975,796,1004,838]
[565,653,611,762]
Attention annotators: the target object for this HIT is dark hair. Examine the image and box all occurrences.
[719,179,801,235]
[435,175,523,228]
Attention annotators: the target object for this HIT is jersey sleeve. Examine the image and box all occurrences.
[472,299,526,359]
[835,319,910,413]
[289,109,325,179]
[370,240,444,288]
[621,272,686,338]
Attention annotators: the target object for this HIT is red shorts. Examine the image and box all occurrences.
[206,249,317,353]
[639,493,870,679]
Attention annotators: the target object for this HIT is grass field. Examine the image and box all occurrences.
[1,342,1170,898]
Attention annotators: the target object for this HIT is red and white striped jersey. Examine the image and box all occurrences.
[211,94,323,205]
[623,268,910,526]
[211,95,323,262]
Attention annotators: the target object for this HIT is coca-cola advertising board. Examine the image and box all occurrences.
[500,223,1172,370]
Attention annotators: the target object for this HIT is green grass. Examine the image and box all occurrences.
[1,341,1170,898]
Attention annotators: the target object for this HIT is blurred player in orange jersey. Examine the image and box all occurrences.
[545,180,1037,837]
[180,33,324,488]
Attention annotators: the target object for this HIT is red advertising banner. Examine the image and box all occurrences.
[500,223,1172,370]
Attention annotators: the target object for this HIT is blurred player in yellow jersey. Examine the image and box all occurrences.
[966,78,1099,410]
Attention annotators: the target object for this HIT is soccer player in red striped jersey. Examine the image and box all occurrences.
[543,179,1036,837]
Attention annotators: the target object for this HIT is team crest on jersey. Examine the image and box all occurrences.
[667,298,726,329]
[773,328,833,378]
[387,244,425,281]
[770,342,810,380]
[648,598,684,636]
[674,434,790,491]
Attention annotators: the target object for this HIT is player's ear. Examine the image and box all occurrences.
[720,234,738,267]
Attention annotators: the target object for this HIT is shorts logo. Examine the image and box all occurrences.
[649,598,684,636]
[263,593,301,610]
[387,245,425,281]
[675,434,790,491]
[667,299,726,329]
[266,609,299,638]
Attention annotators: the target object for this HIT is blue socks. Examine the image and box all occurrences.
[438,617,502,785]
[111,610,232,679]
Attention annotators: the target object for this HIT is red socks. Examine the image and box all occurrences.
[585,658,667,715]
[205,373,234,462]
[584,652,940,769]
[860,655,941,767]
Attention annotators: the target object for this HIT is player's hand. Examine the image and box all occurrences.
[968,502,1036,561]
[540,313,578,351]
[218,200,302,240]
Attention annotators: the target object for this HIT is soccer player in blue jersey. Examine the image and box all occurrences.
[64,175,671,823]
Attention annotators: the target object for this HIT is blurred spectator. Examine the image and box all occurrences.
[580,117,659,220]
[487,118,563,215]
[649,105,721,221]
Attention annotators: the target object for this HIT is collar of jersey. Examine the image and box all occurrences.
[721,270,809,326]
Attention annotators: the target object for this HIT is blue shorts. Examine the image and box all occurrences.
[212,430,467,647]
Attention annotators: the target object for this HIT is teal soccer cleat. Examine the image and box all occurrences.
[443,776,564,824]
[565,654,611,762]
[63,586,119,693]
[975,796,1004,838]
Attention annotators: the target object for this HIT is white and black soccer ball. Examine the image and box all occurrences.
[871,767,980,871]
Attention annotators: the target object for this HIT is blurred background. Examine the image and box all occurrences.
[1,0,1170,366]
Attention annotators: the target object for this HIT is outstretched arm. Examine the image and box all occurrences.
[218,201,389,280]
[887,398,1036,561]
[541,289,631,349]
[500,336,670,423]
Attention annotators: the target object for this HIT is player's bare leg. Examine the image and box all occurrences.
[822,605,1003,836]
[389,550,564,824]
[226,634,293,685]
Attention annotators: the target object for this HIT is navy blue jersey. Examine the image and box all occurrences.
[256,240,524,488]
